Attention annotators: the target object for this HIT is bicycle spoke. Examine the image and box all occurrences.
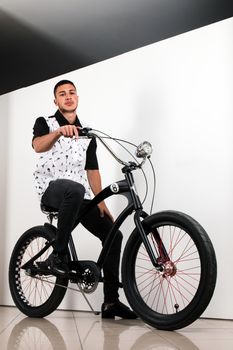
[135,224,201,315]
[14,236,57,307]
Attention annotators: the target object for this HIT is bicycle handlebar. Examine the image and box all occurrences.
[80,127,153,168]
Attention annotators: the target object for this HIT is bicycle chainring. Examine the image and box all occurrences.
[77,261,101,294]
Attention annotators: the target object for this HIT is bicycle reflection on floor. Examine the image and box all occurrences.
[7,315,200,350]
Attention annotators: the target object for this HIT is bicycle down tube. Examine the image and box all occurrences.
[75,172,162,270]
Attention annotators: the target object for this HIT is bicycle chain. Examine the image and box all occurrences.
[32,275,100,315]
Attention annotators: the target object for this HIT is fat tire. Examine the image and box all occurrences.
[122,210,217,330]
[9,225,68,317]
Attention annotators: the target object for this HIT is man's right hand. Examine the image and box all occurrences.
[58,125,79,138]
[33,126,80,153]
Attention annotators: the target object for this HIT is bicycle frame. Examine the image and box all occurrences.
[69,163,162,271]
[22,161,166,273]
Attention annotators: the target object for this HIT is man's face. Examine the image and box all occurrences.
[54,83,78,113]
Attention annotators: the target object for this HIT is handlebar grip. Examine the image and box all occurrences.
[79,127,93,136]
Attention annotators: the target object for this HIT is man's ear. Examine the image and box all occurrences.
[54,98,58,106]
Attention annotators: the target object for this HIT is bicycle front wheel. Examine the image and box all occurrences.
[9,225,69,317]
[122,211,217,330]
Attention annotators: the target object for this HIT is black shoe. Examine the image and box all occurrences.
[101,301,138,319]
[37,252,68,276]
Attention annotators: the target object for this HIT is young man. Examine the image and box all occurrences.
[32,79,137,319]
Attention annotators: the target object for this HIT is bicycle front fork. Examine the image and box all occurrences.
[134,211,168,271]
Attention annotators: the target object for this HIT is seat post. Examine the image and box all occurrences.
[41,204,58,225]
[48,213,54,224]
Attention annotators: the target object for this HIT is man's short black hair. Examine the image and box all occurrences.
[53,80,76,96]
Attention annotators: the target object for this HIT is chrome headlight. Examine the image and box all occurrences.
[135,141,153,158]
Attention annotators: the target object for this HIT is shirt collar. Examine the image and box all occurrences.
[54,110,82,127]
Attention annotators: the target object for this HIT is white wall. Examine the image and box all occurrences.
[1,17,232,318]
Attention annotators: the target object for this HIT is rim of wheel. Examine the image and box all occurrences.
[13,236,57,307]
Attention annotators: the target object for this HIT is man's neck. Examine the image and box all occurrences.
[62,111,77,124]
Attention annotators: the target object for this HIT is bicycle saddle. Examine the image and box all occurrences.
[40,203,58,214]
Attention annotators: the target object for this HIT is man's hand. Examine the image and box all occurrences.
[86,169,114,221]
[98,202,114,222]
[33,125,81,152]
[58,125,79,138]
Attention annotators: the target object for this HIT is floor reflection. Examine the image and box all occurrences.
[7,315,200,350]
[100,319,200,350]
[7,317,67,350]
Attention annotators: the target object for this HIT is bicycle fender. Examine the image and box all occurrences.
[44,222,57,236]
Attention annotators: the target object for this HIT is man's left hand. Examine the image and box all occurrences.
[98,202,114,222]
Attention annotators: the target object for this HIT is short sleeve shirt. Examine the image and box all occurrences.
[32,110,99,170]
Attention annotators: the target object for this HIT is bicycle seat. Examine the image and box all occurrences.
[40,203,58,215]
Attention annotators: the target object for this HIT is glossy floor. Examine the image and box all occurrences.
[0,306,233,349]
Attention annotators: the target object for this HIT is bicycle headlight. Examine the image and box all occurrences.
[135,141,153,158]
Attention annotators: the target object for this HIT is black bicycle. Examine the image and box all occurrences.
[9,128,217,331]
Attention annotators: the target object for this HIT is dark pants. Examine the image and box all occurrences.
[41,179,123,303]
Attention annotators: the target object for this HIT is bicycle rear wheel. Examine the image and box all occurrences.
[122,210,217,330]
[9,225,68,317]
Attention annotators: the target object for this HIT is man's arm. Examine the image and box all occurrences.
[33,125,79,153]
[87,169,114,222]
[33,130,61,153]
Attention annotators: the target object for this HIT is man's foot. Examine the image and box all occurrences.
[101,301,138,319]
[37,252,68,276]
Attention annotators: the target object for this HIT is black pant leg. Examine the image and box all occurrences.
[41,179,85,254]
[80,201,123,303]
